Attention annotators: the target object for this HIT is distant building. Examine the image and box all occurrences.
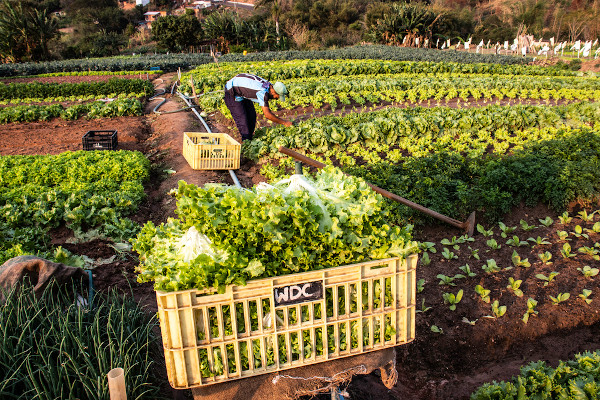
[144,11,168,29]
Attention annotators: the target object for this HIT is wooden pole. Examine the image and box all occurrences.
[278,146,476,235]
[107,368,127,400]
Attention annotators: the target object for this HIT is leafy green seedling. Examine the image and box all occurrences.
[549,292,570,305]
[588,221,600,234]
[538,251,553,265]
[459,264,477,277]
[477,224,494,238]
[469,246,480,260]
[486,239,501,250]
[421,252,431,266]
[419,241,437,253]
[507,277,523,297]
[458,234,475,243]
[561,242,576,258]
[498,222,517,238]
[416,298,432,313]
[417,278,425,293]
[442,289,463,311]
[437,274,463,286]
[572,225,589,239]
[578,210,595,222]
[579,289,593,304]
[490,300,507,318]
[578,246,600,260]
[511,250,531,268]
[482,259,501,273]
[538,216,554,227]
[441,247,458,260]
[522,298,538,323]
[430,325,443,334]
[556,230,571,241]
[558,211,572,224]
[506,235,528,247]
[462,317,477,325]
[536,271,559,286]
[577,265,599,278]
[441,237,459,248]
[474,284,491,303]
[528,236,551,246]
[520,219,537,231]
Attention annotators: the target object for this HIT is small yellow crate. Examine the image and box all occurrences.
[156,255,417,389]
[182,132,240,170]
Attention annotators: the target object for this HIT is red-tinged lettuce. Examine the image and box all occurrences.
[133,166,417,292]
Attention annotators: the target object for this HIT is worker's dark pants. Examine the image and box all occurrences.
[224,92,256,141]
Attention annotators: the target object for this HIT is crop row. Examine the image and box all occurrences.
[0,78,154,100]
[196,73,599,116]
[6,70,162,78]
[0,98,143,123]
[245,102,600,157]
[0,92,147,106]
[0,45,532,77]
[181,59,577,95]
[0,150,150,265]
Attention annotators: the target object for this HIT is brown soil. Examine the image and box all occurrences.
[4,72,600,400]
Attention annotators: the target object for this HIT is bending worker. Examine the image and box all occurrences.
[224,73,292,141]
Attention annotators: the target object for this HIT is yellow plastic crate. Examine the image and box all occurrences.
[156,255,417,389]
[182,132,240,170]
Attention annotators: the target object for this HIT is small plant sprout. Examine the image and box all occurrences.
[490,300,507,318]
[520,219,537,231]
[477,224,494,237]
[522,298,538,323]
[443,289,463,311]
[538,216,554,227]
[589,221,600,233]
[462,317,478,325]
[482,259,502,273]
[430,325,443,333]
[441,247,458,260]
[498,222,517,238]
[561,242,576,258]
[419,241,437,253]
[549,292,570,305]
[536,271,559,286]
[417,279,426,293]
[528,236,551,246]
[469,246,481,260]
[558,211,573,224]
[572,225,589,239]
[578,210,595,222]
[538,251,553,265]
[421,252,431,266]
[459,264,477,277]
[511,250,531,268]
[506,235,528,247]
[507,277,523,297]
[474,284,491,303]
[441,237,461,250]
[577,265,599,278]
[578,246,600,260]
[437,274,464,286]
[556,230,571,241]
[486,239,501,250]
[579,289,593,304]
[416,298,432,313]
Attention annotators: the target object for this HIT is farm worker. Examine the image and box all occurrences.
[224,73,292,141]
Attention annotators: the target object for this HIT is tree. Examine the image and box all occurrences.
[151,12,202,52]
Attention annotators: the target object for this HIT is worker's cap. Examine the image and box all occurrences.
[273,81,288,102]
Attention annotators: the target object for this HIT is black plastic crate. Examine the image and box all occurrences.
[82,130,118,151]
